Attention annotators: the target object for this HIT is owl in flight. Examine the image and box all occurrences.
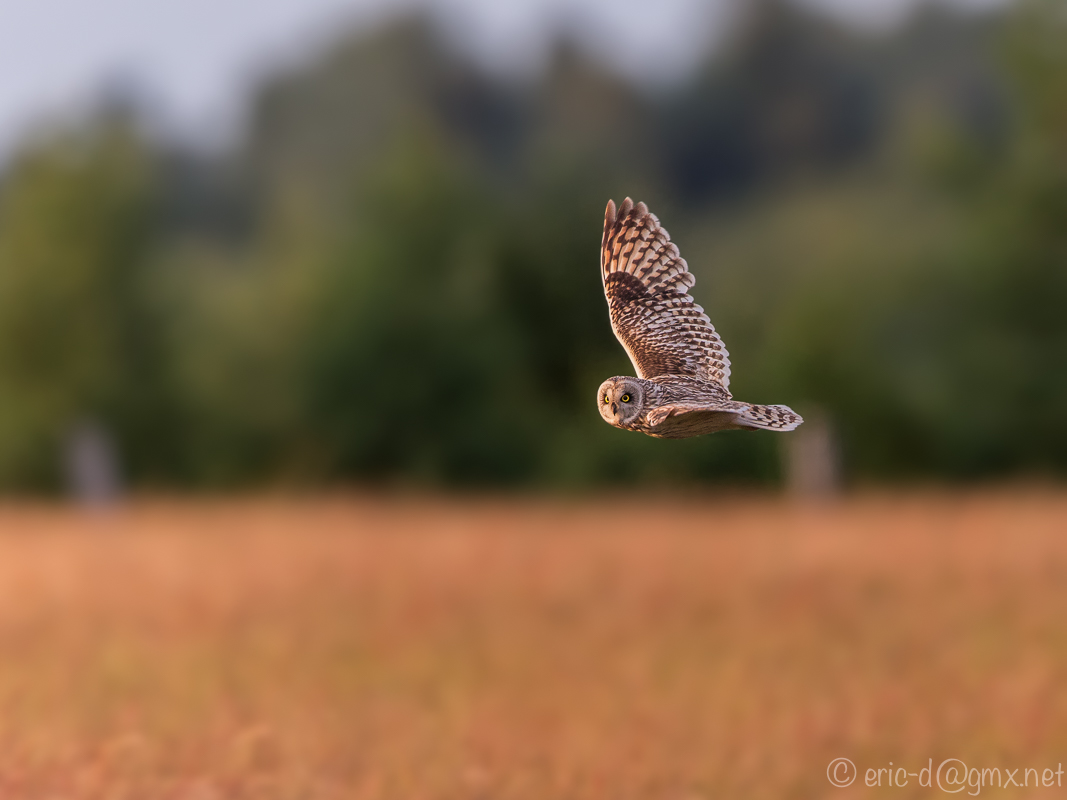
[598,198,802,438]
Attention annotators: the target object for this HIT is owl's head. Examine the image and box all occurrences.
[598,377,644,427]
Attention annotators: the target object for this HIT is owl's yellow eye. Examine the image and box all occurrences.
[603,394,610,404]
[622,394,631,403]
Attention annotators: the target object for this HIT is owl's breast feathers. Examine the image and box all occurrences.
[619,376,736,438]
[647,375,731,404]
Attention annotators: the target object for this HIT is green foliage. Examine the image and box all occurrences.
[0,125,158,489]
[0,3,1065,492]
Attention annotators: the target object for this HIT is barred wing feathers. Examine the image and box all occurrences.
[648,402,803,431]
[601,198,731,390]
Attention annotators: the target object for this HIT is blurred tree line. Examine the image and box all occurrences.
[0,0,1063,492]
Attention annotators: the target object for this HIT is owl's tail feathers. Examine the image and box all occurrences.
[735,404,803,432]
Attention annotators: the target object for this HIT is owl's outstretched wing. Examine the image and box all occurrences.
[601,198,731,390]
[648,402,802,431]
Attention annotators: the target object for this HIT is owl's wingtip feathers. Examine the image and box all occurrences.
[605,197,640,227]
[737,404,804,432]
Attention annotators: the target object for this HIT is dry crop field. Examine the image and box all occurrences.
[0,490,1064,799]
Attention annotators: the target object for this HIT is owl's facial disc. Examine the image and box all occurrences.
[598,378,642,427]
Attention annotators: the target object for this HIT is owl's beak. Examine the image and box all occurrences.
[610,403,617,415]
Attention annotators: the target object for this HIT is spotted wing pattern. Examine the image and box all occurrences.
[648,402,802,431]
[601,198,731,390]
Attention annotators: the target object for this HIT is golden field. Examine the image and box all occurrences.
[0,491,1064,799]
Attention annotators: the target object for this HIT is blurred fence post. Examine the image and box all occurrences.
[784,410,841,498]
[63,420,122,506]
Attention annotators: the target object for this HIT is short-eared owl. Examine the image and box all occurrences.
[598,198,802,439]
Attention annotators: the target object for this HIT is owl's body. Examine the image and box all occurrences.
[597,199,802,438]
[600,374,798,439]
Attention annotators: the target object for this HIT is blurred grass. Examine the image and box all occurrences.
[0,491,1063,797]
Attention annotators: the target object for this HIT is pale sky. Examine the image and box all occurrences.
[0,0,1011,162]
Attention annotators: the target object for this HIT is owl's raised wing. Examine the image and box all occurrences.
[601,198,731,390]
